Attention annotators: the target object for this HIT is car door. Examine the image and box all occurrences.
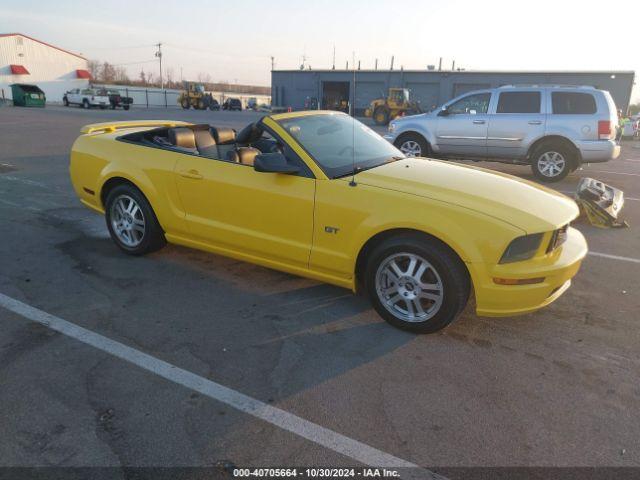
[68,89,79,104]
[174,139,315,269]
[436,91,491,157]
[487,89,545,159]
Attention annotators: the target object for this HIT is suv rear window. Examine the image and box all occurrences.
[552,92,597,114]
[496,92,541,113]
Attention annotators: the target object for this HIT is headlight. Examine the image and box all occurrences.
[388,122,396,133]
[499,233,543,264]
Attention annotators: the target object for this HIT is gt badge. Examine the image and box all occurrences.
[324,226,340,234]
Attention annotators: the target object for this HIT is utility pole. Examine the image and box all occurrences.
[270,56,275,71]
[451,59,455,71]
[390,55,394,71]
[332,45,336,70]
[438,57,442,71]
[375,58,378,70]
[155,42,163,89]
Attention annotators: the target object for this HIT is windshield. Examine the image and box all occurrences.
[277,113,403,178]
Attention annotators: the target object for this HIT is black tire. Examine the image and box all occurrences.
[197,100,206,110]
[123,105,130,111]
[110,103,116,110]
[373,106,390,126]
[530,142,574,183]
[63,97,69,107]
[104,184,166,256]
[181,99,190,109]
[99,105,106,110]
[82,99,90,109]
[365,234,469,334]
[394,132,429,158]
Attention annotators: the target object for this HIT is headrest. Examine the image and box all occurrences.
[169,128,196,149]
[236,123,263,144]
[226,147,260,166]
[211,127,236,144]
[194,128,216,149]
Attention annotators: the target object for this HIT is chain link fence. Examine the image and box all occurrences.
[93,84,270,109]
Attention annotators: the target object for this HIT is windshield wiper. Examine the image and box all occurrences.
[333,155,405,179]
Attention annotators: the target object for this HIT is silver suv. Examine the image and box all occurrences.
[384,85,620,182]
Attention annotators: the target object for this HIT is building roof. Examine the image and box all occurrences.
[0,33,87,60]
[272,69,635,75]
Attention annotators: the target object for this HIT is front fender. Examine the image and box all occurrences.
[392,115,438,147]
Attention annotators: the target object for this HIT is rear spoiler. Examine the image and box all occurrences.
[80,120,191,135]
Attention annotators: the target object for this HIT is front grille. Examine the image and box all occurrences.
[547,224,568,253]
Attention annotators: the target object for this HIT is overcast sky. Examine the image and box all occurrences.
[2,0,638,101]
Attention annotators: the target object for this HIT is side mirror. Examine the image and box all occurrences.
[437,106,449,117]
[254,153,300,174]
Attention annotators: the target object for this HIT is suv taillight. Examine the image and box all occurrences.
[598,120,612,140]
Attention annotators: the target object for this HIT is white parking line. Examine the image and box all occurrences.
[588,252,640,264]
[0,293,427,473]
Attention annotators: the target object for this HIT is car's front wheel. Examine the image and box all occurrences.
[394,133,429,157]
[365,234,469,333]
[531,143,573,182]
[82,99,90,109]
[104,184,166,255]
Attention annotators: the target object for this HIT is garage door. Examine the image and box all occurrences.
[354,81,385,109]
[406,82,440,111]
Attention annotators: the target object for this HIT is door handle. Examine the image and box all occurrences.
[528,120,542,125]
[472,120,485,124]
[179,169,203,179]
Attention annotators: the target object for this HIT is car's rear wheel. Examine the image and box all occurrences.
[63,97,69,106]
[181,99,190,109]
[531,143,573,182]
[104,184,166,256]
[123,105,130,111]
[365,235,469,333]
[394,133,429,157]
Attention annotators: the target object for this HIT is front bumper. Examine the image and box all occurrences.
[577,139,620,164]
[383,133,396,143]
[470,227,587,317]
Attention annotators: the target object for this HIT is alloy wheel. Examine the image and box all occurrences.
[399,140,422,157]
[537,151,566,177]
[110,194,146,247]
[375,252,444,323]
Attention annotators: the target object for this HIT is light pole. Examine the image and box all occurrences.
[155,43,163,89]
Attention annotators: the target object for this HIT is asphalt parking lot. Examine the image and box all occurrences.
[1,105,639,477]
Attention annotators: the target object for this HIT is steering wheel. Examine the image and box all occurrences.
[270,143,284,154]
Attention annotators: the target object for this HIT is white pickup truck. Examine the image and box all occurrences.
[63,88,110,109]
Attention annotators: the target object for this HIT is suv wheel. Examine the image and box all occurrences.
[104,184,166,255]
[394,133,429,157]
[531,143,573,182]
[365,235,469,333]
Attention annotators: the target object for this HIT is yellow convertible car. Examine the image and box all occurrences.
[70,111,587,333]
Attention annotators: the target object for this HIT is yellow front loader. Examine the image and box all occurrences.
[364,88,422,125]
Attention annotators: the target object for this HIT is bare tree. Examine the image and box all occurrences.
[165,67,175,88]
[114,67,130,83]
[197,72,212,84]
[139,69,146,85]
[101,62,116,83]
[87,59,101,80]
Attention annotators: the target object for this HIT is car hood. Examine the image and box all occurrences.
[351,158,579,233]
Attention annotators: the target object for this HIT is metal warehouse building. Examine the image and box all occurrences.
[271,69,635,114]
[0,33,90,103]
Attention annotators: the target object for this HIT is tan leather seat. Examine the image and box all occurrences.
[226,147,260,166]
[168,128,197,152]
